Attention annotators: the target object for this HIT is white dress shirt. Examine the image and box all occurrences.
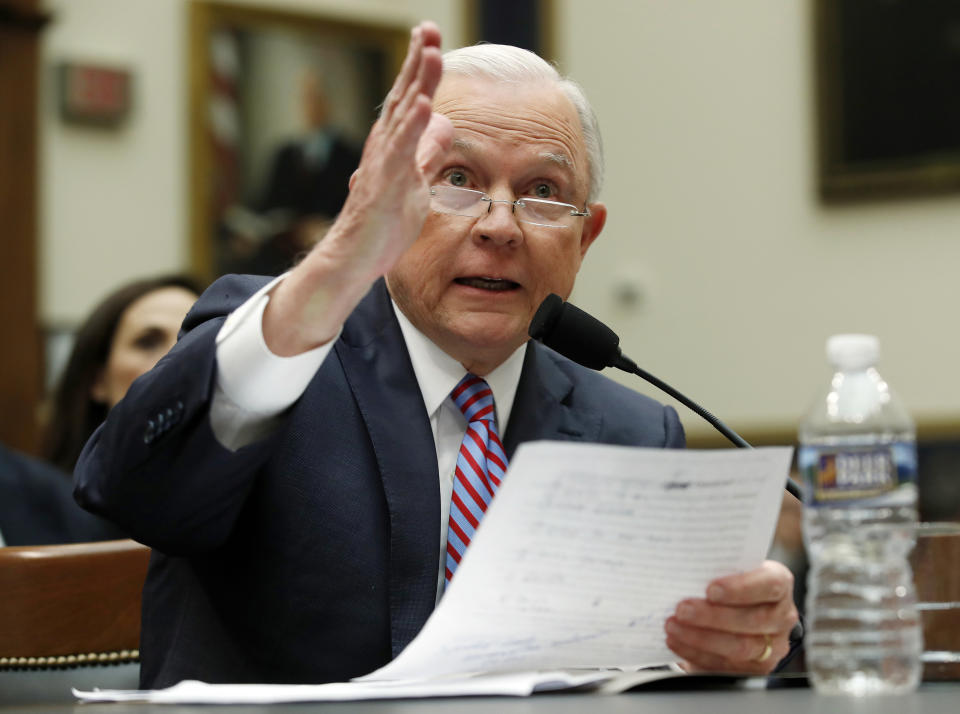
[209,277,526,599]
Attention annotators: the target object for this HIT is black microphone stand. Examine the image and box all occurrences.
[530,294,803,502]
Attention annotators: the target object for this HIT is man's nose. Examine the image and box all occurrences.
[472,197,524,246]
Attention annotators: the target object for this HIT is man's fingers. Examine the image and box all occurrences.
[354,23,445,189]
[674,595,798,636]
[667,618,769,663]
[665,618,790,675]
[707,560,794,606]
[382,25,424,118]
[385,46,443,145]
[383,22,443,123]
[664,560,798,674]
[417,20,442,49]
[417,44,445,105]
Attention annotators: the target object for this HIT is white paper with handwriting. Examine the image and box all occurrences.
[362,442,793,681]
[75,442,793,703]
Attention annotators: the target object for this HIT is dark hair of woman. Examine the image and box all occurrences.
[41,274,204,474]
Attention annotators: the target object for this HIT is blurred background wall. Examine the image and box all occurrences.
[25,0,960,446]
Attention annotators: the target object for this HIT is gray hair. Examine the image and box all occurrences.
[442,44,604,203]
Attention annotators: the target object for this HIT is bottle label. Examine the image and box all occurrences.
[799,443,917,505]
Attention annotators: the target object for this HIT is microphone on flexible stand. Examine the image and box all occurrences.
[528,293,803,501]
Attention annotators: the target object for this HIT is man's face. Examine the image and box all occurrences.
[386,75,607,374]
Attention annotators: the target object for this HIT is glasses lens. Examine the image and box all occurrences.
[430,186,485,217]
[517,198,574,227]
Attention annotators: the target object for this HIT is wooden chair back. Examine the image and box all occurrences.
[0,539,150,668]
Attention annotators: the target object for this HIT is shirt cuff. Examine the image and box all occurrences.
[210,275,339,449]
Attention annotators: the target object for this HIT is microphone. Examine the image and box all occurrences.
[529,294,803,501]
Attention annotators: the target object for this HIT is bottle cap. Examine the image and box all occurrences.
[826,334,879,370]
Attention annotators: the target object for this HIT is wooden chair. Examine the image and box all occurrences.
[0,539,151,703]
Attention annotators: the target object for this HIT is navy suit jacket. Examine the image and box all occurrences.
[75,276,684,688]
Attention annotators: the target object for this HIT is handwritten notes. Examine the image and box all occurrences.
[364,442,792,680]
[75,443,792,703]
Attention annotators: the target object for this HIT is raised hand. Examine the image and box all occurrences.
[263,21,453,356]
[664,560,799,674]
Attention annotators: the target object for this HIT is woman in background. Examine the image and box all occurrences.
[42,274,202,474]
[1,275,201,546]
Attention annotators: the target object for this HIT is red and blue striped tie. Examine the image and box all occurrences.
[445,374,508,584]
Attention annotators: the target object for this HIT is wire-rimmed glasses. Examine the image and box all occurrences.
[429,185,589,229]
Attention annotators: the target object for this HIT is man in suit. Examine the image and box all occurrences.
[75,23,798,687]
[257,69,361,222]
[238,70,362,276]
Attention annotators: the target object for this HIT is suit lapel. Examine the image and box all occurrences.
[333,293,602,656]
[503,342,603,459]
[335,281,440,658]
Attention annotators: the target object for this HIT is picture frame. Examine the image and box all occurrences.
[189,2,408,279]
[462,0,556,63]
[815,0,960,202]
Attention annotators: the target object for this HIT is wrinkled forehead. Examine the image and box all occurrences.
[432,75,590,192]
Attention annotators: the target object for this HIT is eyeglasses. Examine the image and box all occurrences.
[429,185,589,229]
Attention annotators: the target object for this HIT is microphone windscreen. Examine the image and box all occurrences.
[528,294,621,371]
[528,293,564,342]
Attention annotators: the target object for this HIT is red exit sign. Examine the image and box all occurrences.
[58,62,132,126]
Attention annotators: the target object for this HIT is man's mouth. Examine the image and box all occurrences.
[454,277,520,292]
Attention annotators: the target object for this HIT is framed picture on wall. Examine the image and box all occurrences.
[189,2,408,279]
[815,0,960,202]
[461,0,555,62]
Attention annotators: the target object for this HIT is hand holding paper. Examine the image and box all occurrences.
[76,442,794,703]
[666,559,798,673]
[364,441,794,681]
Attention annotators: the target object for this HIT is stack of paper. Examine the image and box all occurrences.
[76,443,792,703]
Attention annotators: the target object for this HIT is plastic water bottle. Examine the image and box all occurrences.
[799,334,922,695]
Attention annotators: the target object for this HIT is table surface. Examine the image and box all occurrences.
[5,683,959,714]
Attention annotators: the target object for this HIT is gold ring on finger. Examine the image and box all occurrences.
[753,634,773,663]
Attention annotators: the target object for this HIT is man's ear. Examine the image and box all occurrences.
[579,202,607,258]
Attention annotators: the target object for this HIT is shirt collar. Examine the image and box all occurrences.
[391,299,526,432]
